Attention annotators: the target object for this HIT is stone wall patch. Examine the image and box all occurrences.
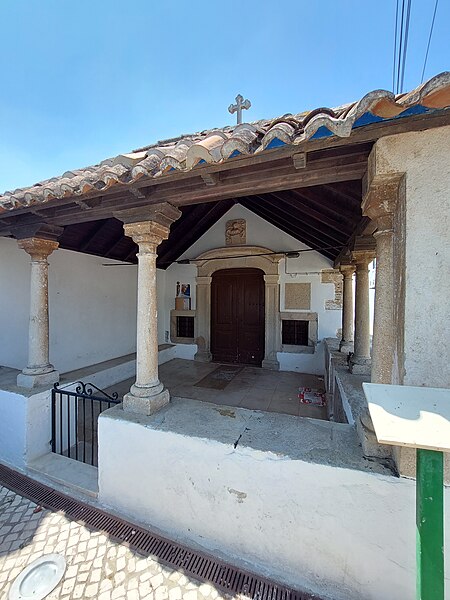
[321,269,343,310]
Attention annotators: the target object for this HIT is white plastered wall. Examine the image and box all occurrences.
[98,410,450,600]
[372,125,450,387]
[0,237,137,373]
[161,205,342,373]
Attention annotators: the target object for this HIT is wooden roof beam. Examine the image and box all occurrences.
[289,186,361,223]
[79,220,112,252]
[157,199,235,267]
[321,183,362,205]
[267,191,354,237]
[250,194,347,247]
[240,198,338,260]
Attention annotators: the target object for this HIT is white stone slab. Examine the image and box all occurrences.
[363,383,450,452]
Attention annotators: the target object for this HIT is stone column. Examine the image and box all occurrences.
[349,250,374,374]
[339,264,355,353]
[262,274,280,370]
[17,238,60,389]
[356,175,403,459]
[194,276,212,362]
[362,176,403,384]
[116,204,181,416]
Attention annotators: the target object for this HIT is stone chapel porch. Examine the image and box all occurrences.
[1,74,449,600]
[0,108,440,490]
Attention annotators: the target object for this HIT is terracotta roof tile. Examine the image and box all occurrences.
[1,72,449,212]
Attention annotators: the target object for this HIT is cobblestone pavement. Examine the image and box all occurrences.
[0,485,229,600]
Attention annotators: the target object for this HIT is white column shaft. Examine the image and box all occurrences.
[342,274,354,344]
[28,258,51,370]
[135,249,160,388]
[372,229,394,383]
[16,237,59,389]
[120,215,180,416]
[354,263,371,359]
[339,266,355,352]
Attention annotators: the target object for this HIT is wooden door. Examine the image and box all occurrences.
[211,268,265,366]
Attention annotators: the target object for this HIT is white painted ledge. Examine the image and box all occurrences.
[28,453,98,498]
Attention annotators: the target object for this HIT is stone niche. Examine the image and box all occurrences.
[321,269,343,310]
[170,310,196,344]
[280,311,318,354]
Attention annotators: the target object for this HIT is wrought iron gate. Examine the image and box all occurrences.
[51,381,120,467]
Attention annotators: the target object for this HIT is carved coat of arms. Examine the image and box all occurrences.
[225,219,246,246]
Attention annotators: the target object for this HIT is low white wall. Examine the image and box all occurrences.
[278,341,325,375]
[173,344,197,361]
[0,355,143,471]
[0,390,27,468]
[98,410,450,600]
[0,237,137,373]
[0,388,51,470]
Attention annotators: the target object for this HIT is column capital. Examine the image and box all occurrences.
[196,275,212,285]
[18,237,59,261]
[117,202,182,254]
[263,274,280,285]
[351,249,375,267]
[12,222,63,240]
[362,172,404,232]
[339,263,355,279]
[114,202,181,229]
[123,220,171,253]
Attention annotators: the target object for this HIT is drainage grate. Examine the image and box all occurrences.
[0,463,320,600]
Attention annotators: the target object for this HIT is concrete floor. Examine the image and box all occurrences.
[108,359,327,420]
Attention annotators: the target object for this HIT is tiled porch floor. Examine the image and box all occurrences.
[0,485,226,600]
[109,359,327,420]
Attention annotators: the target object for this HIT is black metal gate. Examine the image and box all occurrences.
[51,381,120,467]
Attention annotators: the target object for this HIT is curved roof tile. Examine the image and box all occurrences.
[260,121,297,150]
[1,72,449,212]
[185,131,229,169]
[221,123,259,158]
[159,139,195,173]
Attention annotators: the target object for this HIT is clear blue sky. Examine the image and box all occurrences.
[1,0,448,193]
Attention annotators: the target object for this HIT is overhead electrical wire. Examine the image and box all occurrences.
[393,0,400,92]
[101,244,347,266]
[421,0,439,82]
[400,0,412,94]
[396,0,406,93]
[392,0,412,94]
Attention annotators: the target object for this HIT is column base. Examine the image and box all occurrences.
[17,369,59,390]
[339,340,354,354]
[349,355,371,375]
[123,387,170,416]
[194,350,212,363]
[261,358,280,371]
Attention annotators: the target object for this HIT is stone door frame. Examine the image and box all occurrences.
[193,246,282,370]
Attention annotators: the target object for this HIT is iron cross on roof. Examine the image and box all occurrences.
[228,94,251,124]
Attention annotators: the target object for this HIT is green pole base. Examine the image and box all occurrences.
[416,448,444,600]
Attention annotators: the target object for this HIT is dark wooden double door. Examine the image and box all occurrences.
[211,268,265,366]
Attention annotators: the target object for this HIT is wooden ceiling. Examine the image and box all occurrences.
[58,180,363,267]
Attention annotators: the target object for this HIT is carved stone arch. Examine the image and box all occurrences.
[193,246,282,369]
